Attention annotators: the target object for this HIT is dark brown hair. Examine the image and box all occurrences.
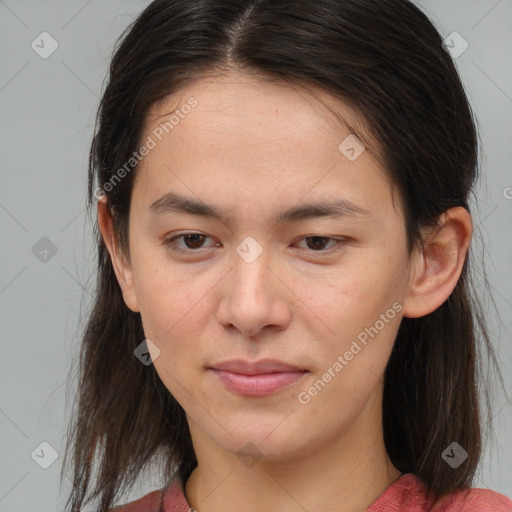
[61,1,507,510]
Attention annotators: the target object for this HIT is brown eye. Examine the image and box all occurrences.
[163,233,216,253]
[304,236,335,251]
[181,233,207,249]
[297,236,344,252]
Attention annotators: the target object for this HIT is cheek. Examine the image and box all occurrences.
[307,257,403,328]
[296,249,407,374]
[129,246,188,342]
[129,246,217,377]
[299,274,403,423]
[131,258,205,399]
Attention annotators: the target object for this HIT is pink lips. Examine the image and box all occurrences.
[209,358,308,397]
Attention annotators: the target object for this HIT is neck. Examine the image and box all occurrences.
[184,386,401,512]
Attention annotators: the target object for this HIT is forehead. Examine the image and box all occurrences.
[146,70,370,155]
[133,70,399,224]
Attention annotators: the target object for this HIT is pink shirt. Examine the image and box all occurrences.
[111,473,512,512]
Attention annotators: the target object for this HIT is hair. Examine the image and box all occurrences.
[61,1,507,511]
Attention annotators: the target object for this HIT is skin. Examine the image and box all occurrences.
[98,70,472,512]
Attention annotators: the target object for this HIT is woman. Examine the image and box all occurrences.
[61,0,512,511]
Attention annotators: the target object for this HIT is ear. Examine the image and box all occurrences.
[97,196,140,312]
[402,206,472,318]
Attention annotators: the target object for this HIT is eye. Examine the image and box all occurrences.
[294,236,346,252]
[163,232,217,253]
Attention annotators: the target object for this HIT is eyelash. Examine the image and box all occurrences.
[162,232,348,255]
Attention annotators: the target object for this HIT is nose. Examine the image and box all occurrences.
[216,242,292,338]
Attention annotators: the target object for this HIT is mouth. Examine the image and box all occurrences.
[208,358,309,397]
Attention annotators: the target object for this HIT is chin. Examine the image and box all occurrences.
[211,423,309,463]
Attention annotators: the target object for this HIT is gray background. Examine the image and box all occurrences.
[0,1,511,510]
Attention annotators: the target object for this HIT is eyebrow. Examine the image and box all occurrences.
[149,191,372,225]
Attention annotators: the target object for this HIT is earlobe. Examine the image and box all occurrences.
[402,207,472,319]
[97,197,140,312]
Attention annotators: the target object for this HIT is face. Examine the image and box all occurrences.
[107,71,418,462]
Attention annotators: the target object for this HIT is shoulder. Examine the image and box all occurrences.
[433,486,512,512]
[107,478,190,512]
[366,473,512,512]
[108,488,165,512]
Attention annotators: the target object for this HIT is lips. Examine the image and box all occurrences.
[208,359,308,397]
[209,358,306,375]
